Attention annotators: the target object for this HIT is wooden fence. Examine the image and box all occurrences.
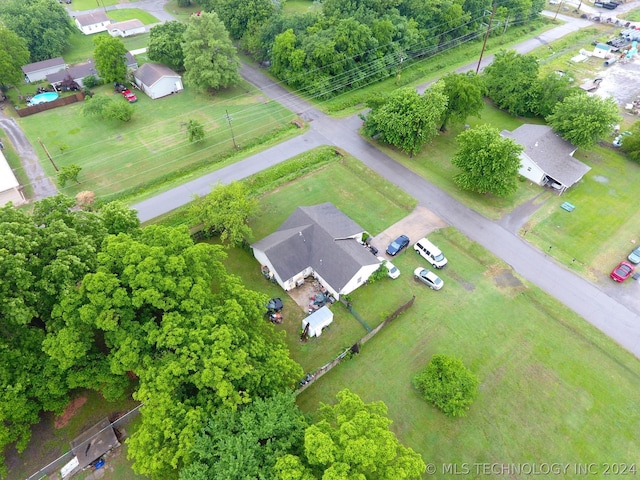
[15,92,85,117]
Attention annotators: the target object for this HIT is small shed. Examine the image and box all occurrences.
[63,417,120,477]
[22,57,66,83]
[133,63,183,99]
[592,43,612,59]
[303,306,333,337]
[74,12,111,35]
[108,19,145,38]
[0,150,25,207]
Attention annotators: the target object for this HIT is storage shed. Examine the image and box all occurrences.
[108,19,145,38]
[133,63,183,99]
[303,306,333,337]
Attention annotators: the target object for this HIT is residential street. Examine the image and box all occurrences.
[132,10,640,359]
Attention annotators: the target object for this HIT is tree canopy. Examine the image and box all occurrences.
[363,83,448,157]
[189,181,257,247]
[274,389,426,479]
[483,50,540,117]
[621,121,640,162]
[148,21,187,72]
[0,26,30,86]
[93,35,128,84]
[440,71,486,131]
[0,0,73,62]
[199,0,279,40]
[452,124,523,197]
[182,11,241,92]
[546,94,621,149]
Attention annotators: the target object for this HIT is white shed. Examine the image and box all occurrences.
[592,43,612,59]
[303,306,333,338]
[133,63,183,99]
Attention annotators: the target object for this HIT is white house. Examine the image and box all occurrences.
[501,124,591,194]
[0,150,25,207]
[133,63,183,99]
[21,57,66,83]
[108,19,145,38]
[251,203,381,299]
[74,12,111,35]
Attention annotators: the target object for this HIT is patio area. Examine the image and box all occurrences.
[287,278,329,313]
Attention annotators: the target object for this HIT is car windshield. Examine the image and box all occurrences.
[389,266,398,273]
[433,277,442,285]
[434,253,445,262]
[391,241,400,249]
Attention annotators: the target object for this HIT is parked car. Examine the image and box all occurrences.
[628,246,640,264]
[386,234,410,256]
[414,267,444,290]
[414,237,448,268]
[377,257,400,279]
[122,89,137,103]
[610,261,635,282]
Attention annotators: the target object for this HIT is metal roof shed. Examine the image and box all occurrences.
[64,417,120,477]
[303,306,334,337]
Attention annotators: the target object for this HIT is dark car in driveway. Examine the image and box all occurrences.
[386,235,410,256]
[610,261,635,282]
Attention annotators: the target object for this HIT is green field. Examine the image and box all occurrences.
[14,82,296,202]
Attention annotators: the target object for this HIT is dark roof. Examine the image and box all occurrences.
[502,124,591,187]
[75,12,110,27]
[47,59,98,84]
[21,57,65,74]
[69,417,120,473]
[252,203,377,292]
[133,63,180,87]
[125,52,138,68]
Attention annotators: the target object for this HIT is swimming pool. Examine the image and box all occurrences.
[28,92,59,106]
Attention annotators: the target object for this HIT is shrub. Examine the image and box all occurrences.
[83,75,100,88]
[413,354,479,417]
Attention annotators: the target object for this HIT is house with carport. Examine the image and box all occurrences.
[251,203,381,300]
[74,12,111,35]
[22,57,66,83]
[133,63,183,99]
[501,124,591,194]
[47,59,99,89]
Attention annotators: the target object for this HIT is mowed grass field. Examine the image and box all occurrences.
[296,227,640,469]
[15,82,296,201]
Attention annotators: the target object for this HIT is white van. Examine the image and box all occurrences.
[414,237,448,269]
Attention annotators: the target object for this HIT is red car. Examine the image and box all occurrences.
[122,89,137,103]
[610,261,635,282]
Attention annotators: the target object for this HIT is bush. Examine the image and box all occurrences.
[83,75,100,88]
[413,354,479,417]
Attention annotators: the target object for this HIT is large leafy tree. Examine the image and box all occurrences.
[199,0,278,40]
[364,83,448,157]
[44,225,302,476]
[274,389,426,479]
[452,124,523,197]
[93,35,128,84]
[534,71,578,118]
[148,21,187,72]
[189,181,257,247]
[180,392,307,480]
[0,26,30,86]
[546,94,621,149]
[182,11,241,92]
[0,0,73,62]
[440,71,486,132]
[0,196,138,477]
[483,50,540,117]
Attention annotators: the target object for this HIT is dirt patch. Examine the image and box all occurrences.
[447,270,475,291]
[370,205,448,255]
[55,395,88,429]
[493,270,524,289]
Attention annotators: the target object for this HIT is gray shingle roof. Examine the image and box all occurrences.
[133,63,180,87]
[502,124,591,187]
[75,12,110,27]
[21,57,65,74]
[252,203,377,292]
[108,19,144,31]
[47,59,98,84]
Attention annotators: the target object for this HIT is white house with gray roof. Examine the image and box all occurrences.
[133,63,183,99]
[501,124,591,194]
[251,203,381,298]
[21,57,65,83]
[74,12,111,35]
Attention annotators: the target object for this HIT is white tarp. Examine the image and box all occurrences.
[60,456,79,478]
[303,306,333,337]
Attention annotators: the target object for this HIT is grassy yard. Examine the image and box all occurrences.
[106,9,159,24]
[283,0,321,15]
[619,8,640,22]
[62,30,151,66]
[13,81,296,202]
[297,227,640,469]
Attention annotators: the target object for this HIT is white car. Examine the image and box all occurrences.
[377,257,400,279]
[414,267,444,290]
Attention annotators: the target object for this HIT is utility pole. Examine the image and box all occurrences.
[554,0,564,20]
[224,110,238,150]
[396,52,404,85]
[38,138,59,172]
[476,3,496,74]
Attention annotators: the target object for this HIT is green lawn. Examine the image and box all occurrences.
[619,8,640,22]
[283,0,321,15]
[15,81,296,202]
[107,8,159,24]
[63,30,151,65]
[297,227,640,468]
[67,0,119,10]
